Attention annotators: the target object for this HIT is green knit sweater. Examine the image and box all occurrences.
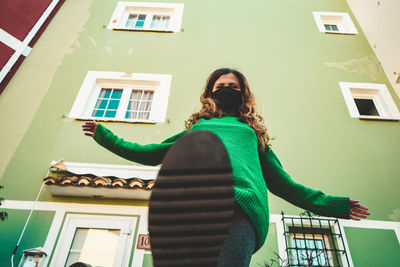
[93,115,350,250]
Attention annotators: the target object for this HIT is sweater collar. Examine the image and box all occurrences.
[220,114,240,121]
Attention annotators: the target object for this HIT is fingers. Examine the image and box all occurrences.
[357,204,369,210]
[82,121,95,128]
[350,207,371,221]
[352,207,370,215]
[84,132,95,137]
[350,199,369,211]
[350,210,368,219]
[349,199,371,221]
[82,125,94,131]
[82,120,97,137]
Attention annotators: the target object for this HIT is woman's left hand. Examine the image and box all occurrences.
[349,199,370,221]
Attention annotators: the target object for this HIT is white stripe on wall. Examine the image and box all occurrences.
[0,0,61,84]
[0,29,31,56]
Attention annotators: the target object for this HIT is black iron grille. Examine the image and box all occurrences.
[281,211,350,267]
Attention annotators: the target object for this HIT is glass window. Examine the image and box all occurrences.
[65,228,121,267]
[281,212,351,267]
[354,98,380,116]
[92,88,122,118]
[313,12,358,34]
[151,15,170,29]
[291,237,327,266]
[69,71,172,123]
[125,90,154,120]
[324,24,338,31]
[108,2,183,32]
[126,14,147,29]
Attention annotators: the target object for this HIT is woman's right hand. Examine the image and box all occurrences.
[82,120,98,137]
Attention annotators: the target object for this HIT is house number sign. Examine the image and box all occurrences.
[137,234,151,249]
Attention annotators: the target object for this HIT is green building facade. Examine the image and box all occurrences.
[1,0,399,266]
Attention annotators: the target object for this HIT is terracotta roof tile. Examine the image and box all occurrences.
[44,165,154,191]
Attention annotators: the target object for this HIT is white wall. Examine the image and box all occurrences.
[346,0,400,99]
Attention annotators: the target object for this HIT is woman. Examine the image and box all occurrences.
[82,68,370,267]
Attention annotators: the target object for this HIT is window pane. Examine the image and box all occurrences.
[92,109,105,117]
[93,99,108,110]
[143,91,153,101]
[151,15,160,28]
[126,100,140,112]
[151,15,170,29]
[108,99,120,110]
[125,111,138,119]
[138,112,150,120]
[126,14,137,28]
[65,228,121,267]
[293,238,326,266]
[324,24,338,31]
[92,88,122,118]
[162,16,170,29]
[135,14,146,28]
[132,91,142,100]
[354,98,380,116]
[125,90,153,120]
[111,90,122,99]
[102,89,111,98]
[104,110,117,118]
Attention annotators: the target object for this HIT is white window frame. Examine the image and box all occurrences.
[339,82,400,120]
[50,214,137,267]
[313,12,358,34]
[69,71,172,123]
[107,2,184,32]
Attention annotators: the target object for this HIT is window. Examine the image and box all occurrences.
[289,227,336,266]
[281,212,350,267]
[51,214,137,266]
[312,12,358,34]
[69,71,172,123]
[92,88,123,119]
[339,82,400,120]
[108,2,184,32]
[65,228,121,266]
[324,24,338,32]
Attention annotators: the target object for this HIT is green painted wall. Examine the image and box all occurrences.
[1,0,399,216]
[0,0,399,266]
[142,254,153,267]
[0,210,55,266]
[344,227,400,266]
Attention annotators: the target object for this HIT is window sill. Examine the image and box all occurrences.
[323,30,356,35]
[71,116,156,124]
[358,115,399,121]
[112,27,173,33]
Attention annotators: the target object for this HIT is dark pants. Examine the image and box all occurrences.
[217,203,257,267]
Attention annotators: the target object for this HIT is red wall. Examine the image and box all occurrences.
[0,0,65,94]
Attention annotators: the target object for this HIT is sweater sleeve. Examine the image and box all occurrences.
[260,147,350,219]
[93,124,187,166]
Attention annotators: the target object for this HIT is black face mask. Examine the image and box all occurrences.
[211,86,242,111]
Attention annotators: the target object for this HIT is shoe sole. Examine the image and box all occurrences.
[148,130,234,267]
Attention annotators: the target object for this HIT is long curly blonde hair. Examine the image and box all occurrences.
[185,68,272,151]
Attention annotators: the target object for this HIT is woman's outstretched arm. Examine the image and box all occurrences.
[260,147,370,220]
[82,121,186,166]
